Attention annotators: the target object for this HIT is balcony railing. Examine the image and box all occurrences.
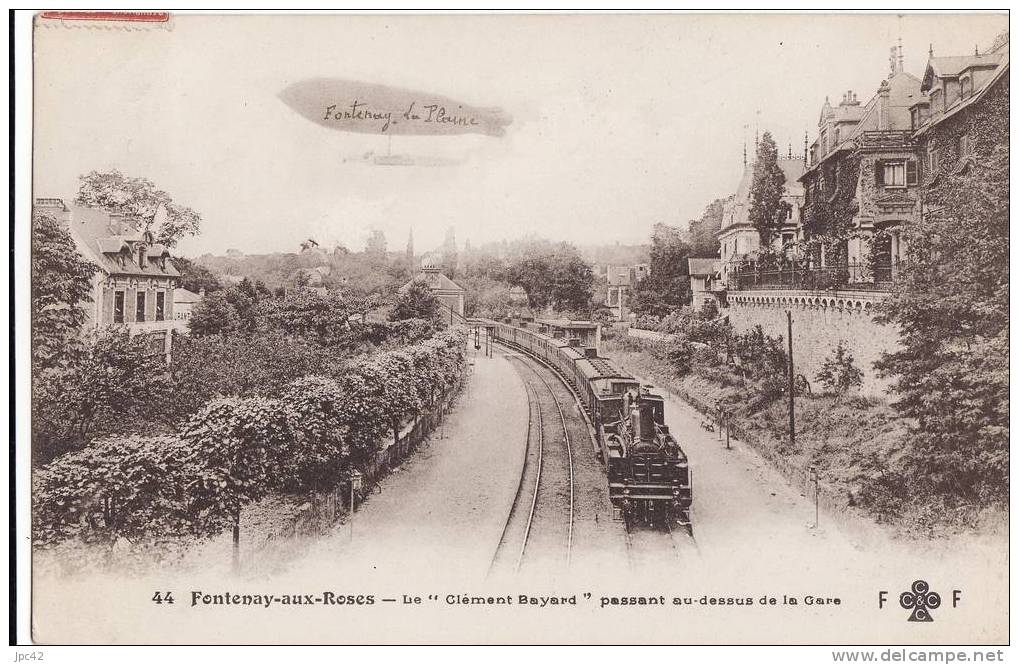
[727,262,896,292]
[858,130,914,149]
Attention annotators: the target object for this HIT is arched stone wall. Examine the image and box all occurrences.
[726,291,900,397]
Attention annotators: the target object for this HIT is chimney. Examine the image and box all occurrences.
[877,80,891,130]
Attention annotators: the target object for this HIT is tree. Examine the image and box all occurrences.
[550,245,594,311]
[279,377,349,492]
[167,331,345,422]
[180,397,294,549]
[749,132,789,249]
[32,210,98,370]
[631,223,691,318]
[32,329,169,463]
[462,277,513,318]
[75,170,201,247]
[506,242,593,313]
[171,256,222,295]
[259,289,355,346]
[875,143,1009,505]
[688,197,728,257]
[224,277,269,331]
[188,291,240,336]
[731,324,788,397]
[507,253,554,309]
[390,280,440,322]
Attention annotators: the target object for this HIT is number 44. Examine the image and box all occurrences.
[152,591,175,604]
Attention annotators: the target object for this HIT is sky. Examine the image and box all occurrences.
[33,12,1008,259]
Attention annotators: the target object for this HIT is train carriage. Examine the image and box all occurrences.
[484,317,693,532]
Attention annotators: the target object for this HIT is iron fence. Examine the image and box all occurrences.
[727,262,896,292]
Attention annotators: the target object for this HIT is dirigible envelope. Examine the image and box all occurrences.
[279,78,512,137]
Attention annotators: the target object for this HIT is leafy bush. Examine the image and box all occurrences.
[699,298,719,320]
[167,330,347,422]
[32,329,170,464]
[815,342,864,398]
[180,396,295,533]
[731,325,788,397]
[33,434,198,548]
[391,280,441,322]
[665,339,695,375]
[34,326,469,557]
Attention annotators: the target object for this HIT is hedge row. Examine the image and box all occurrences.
[33,328,468,551]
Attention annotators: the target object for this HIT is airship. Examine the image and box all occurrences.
[279,78,512,138]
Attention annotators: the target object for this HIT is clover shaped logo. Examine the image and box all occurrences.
[899,580,941,622]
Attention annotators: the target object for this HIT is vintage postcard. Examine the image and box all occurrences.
[22,11,1009,647]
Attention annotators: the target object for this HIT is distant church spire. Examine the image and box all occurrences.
[406,228,414,260]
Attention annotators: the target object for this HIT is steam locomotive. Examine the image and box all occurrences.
[486,318,692,532]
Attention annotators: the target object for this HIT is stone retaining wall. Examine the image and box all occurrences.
[726,289,900,396]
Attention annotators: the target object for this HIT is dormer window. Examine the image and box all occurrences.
[138,244,147,269]
[930,88,943,113]
[960,76,973,99]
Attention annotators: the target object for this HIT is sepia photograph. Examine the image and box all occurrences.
[15,9,1011,649]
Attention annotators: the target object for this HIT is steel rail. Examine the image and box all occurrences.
[487,364,537,578]
[522,362,575,568]
[515,372,545,573]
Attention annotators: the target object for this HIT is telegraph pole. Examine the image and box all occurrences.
[787,311,795,448]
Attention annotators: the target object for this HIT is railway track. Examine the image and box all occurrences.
[488,348,575,575]
[488,333,697,576]
[623,513,700,574]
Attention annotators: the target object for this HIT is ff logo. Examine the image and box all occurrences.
[878,580,962,622]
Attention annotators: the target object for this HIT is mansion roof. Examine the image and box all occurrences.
[718,156,805,236]
[34,198,180,279]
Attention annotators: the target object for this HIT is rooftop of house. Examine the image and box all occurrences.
[173,288,203,304]
[34,198,180,278]
[804,70,923,175]
[922,53,1006,86]
[401,266,465,294]
[688,258,720,276]
[914,34,1009,134]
